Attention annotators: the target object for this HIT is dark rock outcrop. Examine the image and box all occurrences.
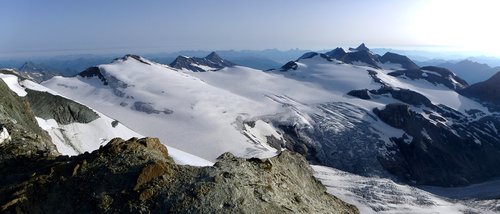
[0,137,358,213]
[0,79,58,161]
[370,87,434,108]
[170,52,236,72]
[460,71,500,111]
[281,61,299,71]
[347,89,371,100]
[374,103,500,186]
[380,52,420,70]
[114,54,151,65]
[132,102,173,115]
[25,89,99,125]
[78,66,108,85]
[388,66,469,90]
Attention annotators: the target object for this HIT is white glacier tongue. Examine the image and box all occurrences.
[312,165,498,214]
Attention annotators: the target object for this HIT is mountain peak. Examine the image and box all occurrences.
[355,43,370,52]
[205,51,224,63]
[325,48,347,59]
[170,52,235,72]
[19,61,45,72]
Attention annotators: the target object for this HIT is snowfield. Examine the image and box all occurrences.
[1,73,212,166]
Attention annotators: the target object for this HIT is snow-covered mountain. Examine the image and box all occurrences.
[40,44,500,188]
[18,61,59,82]
[0,69,212,166]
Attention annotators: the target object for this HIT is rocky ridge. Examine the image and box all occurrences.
[0,137,358,213]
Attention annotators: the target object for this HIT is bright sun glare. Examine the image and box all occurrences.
[412,0,500,55]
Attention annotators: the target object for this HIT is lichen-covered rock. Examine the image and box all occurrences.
[0,137,358,213]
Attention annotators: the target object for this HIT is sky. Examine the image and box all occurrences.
[1,0,499,58]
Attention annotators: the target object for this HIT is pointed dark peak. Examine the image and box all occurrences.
[349,43,370,52]
[356,43,370,51]
[19,61,45,72]
[206,51,222,61]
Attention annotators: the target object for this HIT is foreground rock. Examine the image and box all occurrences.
[0,137,358,213]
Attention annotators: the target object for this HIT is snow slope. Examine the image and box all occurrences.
[1,73,212,166]
[41,54,491,162]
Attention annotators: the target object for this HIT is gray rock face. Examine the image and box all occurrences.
[170,52,236,72]
[25,89,99,125]
[0,137,358,213]
[0,79,58,161]
[388,67,469,91]
[374,103,500,186]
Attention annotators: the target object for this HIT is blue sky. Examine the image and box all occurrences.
[1,0,499,57]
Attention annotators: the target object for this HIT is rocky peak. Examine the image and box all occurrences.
[18,61,47,73]
[205,51,223,63]
[350,43,370,52]
[0,136,358,213]
[169,52,236,72]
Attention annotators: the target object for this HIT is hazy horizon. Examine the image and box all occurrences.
[2,0,500,58]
